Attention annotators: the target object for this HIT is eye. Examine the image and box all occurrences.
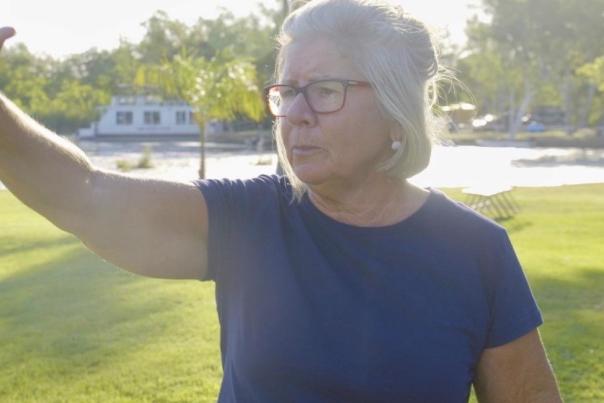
[279,86,297,99]
[310,81,343,98]
[318,87,336,96]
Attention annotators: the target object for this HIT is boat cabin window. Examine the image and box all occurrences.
[144,111,161,125]
[116,111,133,125]
[176,111,187,125]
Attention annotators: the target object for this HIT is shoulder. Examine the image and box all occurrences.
[415,188,517,275]
[192,175,296,224]
[194,174,285,191]
[194,174,291,202]
[424,188,507,240]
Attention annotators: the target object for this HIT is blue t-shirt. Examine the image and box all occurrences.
[195,175,542,403]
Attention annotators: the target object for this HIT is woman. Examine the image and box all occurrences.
[0,0,562,401]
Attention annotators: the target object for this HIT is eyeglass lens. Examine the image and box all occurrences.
[268,81,346,116]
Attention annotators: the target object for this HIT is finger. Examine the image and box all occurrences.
[0,27,16,45]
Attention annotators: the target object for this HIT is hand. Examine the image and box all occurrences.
[0,27,16,51]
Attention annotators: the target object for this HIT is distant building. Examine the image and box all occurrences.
[77,95,223,138]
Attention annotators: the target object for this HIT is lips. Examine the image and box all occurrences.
[292,145,321,156]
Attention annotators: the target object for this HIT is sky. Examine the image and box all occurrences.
[2,0,480,59]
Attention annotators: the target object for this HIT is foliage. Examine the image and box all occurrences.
[137,145,154,169]
[2,0,603,134]
[115,159,134,172]
[115,146,155,172]
[578,57,604,93]
[137,49,265,178]
[1,184,604,401]
[45,81,111,133]
[0,4,282,135]
[459,0,604,133]
[0,44,51,115]
[158,50,265,123]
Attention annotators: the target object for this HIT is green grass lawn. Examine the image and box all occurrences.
[1,185,603,402]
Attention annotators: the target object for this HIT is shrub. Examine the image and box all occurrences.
[136,145,154,169]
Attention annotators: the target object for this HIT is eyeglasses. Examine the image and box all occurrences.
[264,79,371,117]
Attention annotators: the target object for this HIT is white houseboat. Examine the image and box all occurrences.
[77,95,223,138]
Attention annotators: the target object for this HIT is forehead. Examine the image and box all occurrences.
[279,38,361,83]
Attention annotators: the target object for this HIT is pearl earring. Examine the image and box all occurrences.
[391,140,402,151]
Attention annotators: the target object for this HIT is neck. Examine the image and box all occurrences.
[307,173,428,227]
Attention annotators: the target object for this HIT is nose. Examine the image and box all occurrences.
[286,93,317,127]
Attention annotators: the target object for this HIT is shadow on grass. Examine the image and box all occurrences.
[531,267,604,312]
[528,268,604,401]
[498,217,533,233]
[0,237,221,402]
[0,235,80,257]
[0,244,191,362]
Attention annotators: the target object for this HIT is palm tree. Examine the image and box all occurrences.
[138,50,265,178]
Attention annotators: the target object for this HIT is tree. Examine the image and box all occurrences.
[456,38,519,116]
[189,10,277,85]
[137,8,277,81]
[0,3,285,136]
[138,11,191,64]
[578,57,604,93]
[46,80,110,134]
[577,56,604,126]
[139,50,265,178]
[462,0,604,135]
[111,40,143,94]
[0,43,50,118]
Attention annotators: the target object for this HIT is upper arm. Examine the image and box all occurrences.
[473,329,562,403]
[72,169,209,280]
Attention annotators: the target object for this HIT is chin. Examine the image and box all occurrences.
[292,164,331,186]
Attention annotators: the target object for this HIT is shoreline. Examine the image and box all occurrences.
[442,130,604,149]
[2,144,604,191]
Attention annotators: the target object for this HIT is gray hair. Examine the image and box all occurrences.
[274,0,443,200]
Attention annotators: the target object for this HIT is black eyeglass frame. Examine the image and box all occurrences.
[264,79,371,117]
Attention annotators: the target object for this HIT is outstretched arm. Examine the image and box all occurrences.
[0,27,209,280]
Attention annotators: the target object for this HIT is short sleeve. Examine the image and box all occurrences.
[192,175,281,282]
[193,178,241,282]
[483,229,543,348]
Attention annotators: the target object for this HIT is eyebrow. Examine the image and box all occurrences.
[281,75,335,85]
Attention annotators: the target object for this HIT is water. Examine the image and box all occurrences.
[411,146,604,188]
[2,141,604,191]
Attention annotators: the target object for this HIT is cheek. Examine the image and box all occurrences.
[280,122,291,146]
[330,117,381,154]
[279,122,294,160]
[330,119,391,170]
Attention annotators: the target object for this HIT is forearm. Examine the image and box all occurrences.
[0,92,95,234]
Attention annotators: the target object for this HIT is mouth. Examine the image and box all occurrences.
[292,145,322,157]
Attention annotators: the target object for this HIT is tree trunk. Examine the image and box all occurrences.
[198,123,206,179]
[578,83,597,129]
[560,70,574,135]
[192,115,206,179]
[508,88,516,139]
[513,89,533,138]
[508,79,533,140]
